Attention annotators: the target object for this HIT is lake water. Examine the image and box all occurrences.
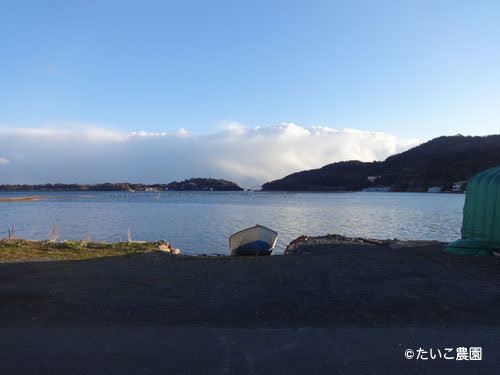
[0,191,465,255]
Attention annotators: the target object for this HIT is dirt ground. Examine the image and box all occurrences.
[1,236,499,374]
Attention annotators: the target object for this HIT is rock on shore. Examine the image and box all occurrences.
[154,239,181,254]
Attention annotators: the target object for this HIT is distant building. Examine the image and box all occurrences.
[427,186,442,193]
[361,186,390,192]
[452,181,467,193]
[245,186,262,192]
[367,176,381,182]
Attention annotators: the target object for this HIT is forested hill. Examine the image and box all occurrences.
[262,134,500,192]
[0,178,243,192]
[166,178,243,191]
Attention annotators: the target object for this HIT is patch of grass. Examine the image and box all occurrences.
[0,239,157,262]
[60,240,85,250]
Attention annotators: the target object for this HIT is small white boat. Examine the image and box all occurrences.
[229,224,278,256]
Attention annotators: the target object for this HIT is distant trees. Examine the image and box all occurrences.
[0,178,243,192]
[263,134,500,192]
[0,183,134,192]
[167,178,243,191]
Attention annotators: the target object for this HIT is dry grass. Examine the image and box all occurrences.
[0,239,157,262]
[0,197,41,202]
[0,195,95,203]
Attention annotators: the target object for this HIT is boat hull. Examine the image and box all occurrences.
[230,225,278,256]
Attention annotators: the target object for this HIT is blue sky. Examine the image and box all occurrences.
[0,1,499,185]
[2,0,499,138]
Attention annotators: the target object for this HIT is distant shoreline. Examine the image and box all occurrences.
[0,190,465,199]
[0,195,95,202]
[0,196,42,202]
[0,178,244,193]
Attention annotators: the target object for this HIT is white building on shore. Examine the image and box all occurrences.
[427,186,442,193]
[452,181,467,192]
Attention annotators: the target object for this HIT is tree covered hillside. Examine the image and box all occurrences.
[262,135,500,192]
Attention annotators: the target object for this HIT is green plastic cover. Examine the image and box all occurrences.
[445,166,500,255]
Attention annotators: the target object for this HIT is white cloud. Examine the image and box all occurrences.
[0,122,421,186]
[0,157,10,164]
[0,125,127,143]
[175,128,189,137]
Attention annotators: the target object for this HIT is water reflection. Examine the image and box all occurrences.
[0,191,464,255]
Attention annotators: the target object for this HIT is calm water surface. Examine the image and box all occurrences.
[0,191,465,255]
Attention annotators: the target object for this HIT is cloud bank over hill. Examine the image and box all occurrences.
[0,123,420,187]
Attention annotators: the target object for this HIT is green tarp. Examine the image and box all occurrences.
[445,166,500,255]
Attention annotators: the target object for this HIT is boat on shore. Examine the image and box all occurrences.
[230,224,278,256]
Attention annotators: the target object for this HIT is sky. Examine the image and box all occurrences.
[1,0,499,186]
